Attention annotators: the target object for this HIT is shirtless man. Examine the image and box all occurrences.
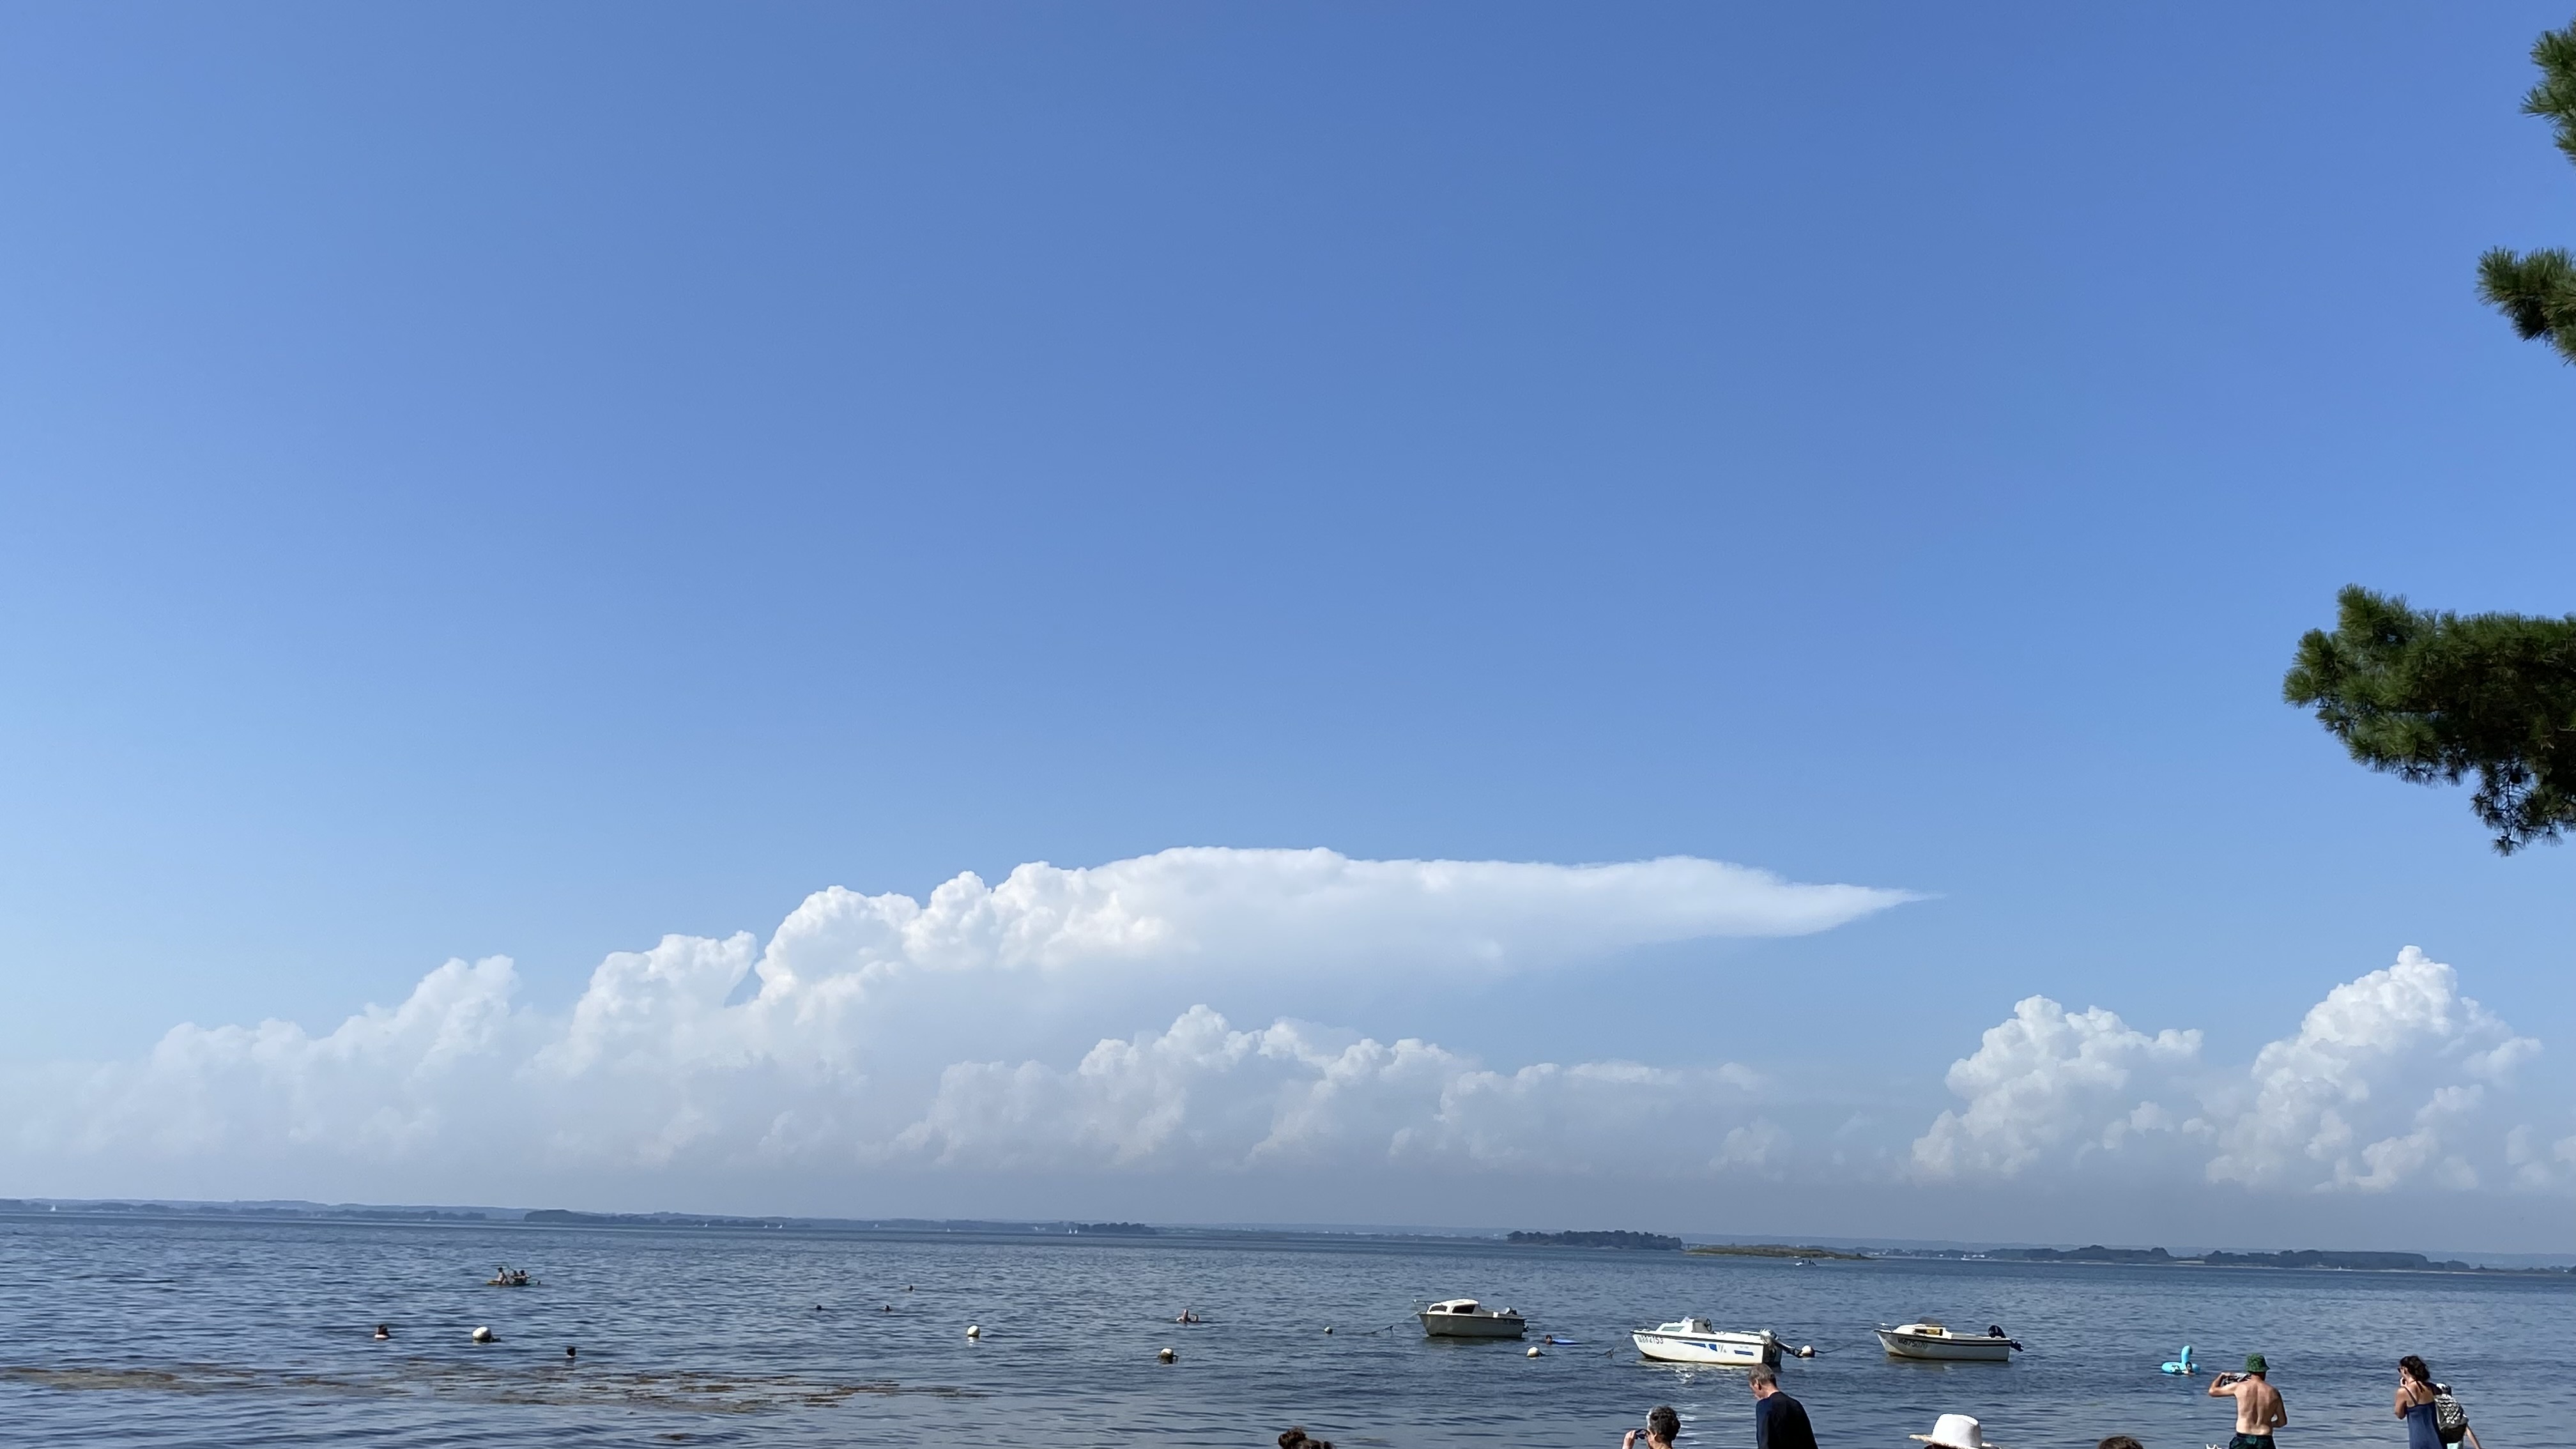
[2208,1354,2289,1449]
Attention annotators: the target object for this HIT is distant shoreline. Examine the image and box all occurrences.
[1873,1246,2573,1277]
[1685,1243,1871,1261]
[1507,1230,1685,1251]
[4,1199,2569,1273]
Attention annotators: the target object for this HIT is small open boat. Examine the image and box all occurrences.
[1632,1317,1781,1366]
[486,1266,533,1287]
[1418,1298,1528,1339]
[1876,1319,2019,1361]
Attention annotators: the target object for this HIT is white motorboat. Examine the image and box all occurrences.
[1632,1317,1781,1367]
[1876,1319,2020,1361]
[1418,1298,1529,1339]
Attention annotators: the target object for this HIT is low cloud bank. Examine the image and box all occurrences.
[898,1006,1772,1174]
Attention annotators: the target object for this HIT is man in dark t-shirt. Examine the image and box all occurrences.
[1750,1366,1818,1449]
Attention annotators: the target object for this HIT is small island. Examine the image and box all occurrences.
[1685,1243,1870,1261]
[2202,1248,2476,1271]
[1986,1245,2177,1265]
[1508,1230,1683,1251]
[1977,1245,2491,1272]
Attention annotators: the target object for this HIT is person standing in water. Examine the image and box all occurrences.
[2396,1356,2479,1449]
[2209,1354,2289,1449]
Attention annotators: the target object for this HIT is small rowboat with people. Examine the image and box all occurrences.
[1418,1298,1528,1339]
[486,1266,533,1287]
[1876,1319,2020,1361]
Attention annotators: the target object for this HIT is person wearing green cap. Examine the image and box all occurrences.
[2207,1353,2288,1449]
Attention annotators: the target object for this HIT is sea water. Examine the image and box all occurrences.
[1,1213,2567,1448]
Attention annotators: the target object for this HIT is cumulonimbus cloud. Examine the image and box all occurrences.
[1910,948,2553,1194]
[748,846,1913,990]
[3,847,1896,1184]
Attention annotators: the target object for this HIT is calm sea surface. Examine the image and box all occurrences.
[1,1214,2566,1448]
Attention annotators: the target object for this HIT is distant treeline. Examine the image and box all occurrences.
[0,1199,500,1222]
[1984,1245,2492,1272]
[1507,1230,1683,1251]
[1687,1243,1871,1261]
[1988,1245,2177,1264]
[518,1210,1162,1235]
[2205,1248,2479,1272]
[523,1209,791,1229]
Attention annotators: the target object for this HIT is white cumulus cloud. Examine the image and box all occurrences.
[1908,997,2205,1180]
[1912,947,2545,1195]
[2503,1123,2576,1189]
[887,1006,1770,1174]
[2204,947,2538,1193]
[34,956,532,1163]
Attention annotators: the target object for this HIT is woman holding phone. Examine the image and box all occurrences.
[2396,1356,2480,1449]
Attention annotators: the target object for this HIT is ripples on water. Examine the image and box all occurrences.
[1,1215,2566,1447]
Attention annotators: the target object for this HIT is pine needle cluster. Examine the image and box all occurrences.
[2285,587,2576,854]
[2478,23,2576,360]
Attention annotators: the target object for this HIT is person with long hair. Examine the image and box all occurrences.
[2397,1358,2442,1449]
[2396,1356,2480,1449]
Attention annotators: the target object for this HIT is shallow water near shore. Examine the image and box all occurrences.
[3,1214,2567,1448]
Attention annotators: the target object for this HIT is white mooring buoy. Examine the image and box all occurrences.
[965,1324,981,1339]
[471,1326,494,1344]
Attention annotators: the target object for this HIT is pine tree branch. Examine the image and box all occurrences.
[2487,23,2576,355]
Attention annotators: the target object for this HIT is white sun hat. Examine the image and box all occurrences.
[1908,1414,2000,1449]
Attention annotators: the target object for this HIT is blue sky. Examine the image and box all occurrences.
[3,4,2573,1246]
